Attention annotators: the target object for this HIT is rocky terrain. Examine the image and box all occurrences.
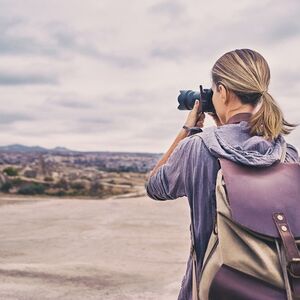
[0,144,161,199]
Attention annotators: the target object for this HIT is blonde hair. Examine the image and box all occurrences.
[211,48,298,141]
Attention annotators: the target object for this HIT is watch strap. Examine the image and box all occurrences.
[182,125,203,136]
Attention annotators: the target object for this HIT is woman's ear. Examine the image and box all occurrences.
[218,84,229,106]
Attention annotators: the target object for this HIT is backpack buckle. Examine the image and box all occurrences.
[287,258,300,278]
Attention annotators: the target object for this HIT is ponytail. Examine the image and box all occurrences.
[249,92,298,141]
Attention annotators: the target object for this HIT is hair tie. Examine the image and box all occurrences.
[260,90,268,96]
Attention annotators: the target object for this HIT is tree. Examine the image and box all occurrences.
[3,167,18,176]
[1,182,12,192]
[17,183,45,195]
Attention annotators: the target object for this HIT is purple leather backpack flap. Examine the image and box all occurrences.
[219,158,300,239]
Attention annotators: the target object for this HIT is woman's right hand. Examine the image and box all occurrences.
[207,112,222,127]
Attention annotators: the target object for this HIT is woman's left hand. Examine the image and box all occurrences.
[184,100,205,128]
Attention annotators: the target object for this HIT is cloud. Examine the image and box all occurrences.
[0,71,58,85]
[0,16,144,69]
[150,47,185,61]
[50,28,144,68]
[0,112,34,124]
[78,117,112,126]
[0,18,58,56]
[0,0,298,152]
[148,1,185,16]
[47,95,95,109]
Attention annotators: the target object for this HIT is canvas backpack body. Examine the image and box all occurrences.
[191,142,300,300]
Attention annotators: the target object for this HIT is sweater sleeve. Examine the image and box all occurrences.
[145,136,197,201]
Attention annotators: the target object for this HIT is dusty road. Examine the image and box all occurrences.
[0,194,190,300]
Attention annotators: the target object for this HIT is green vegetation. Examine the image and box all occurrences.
[17,183,45,195]
[54,178,68,189]
[3,167,18,176]
[70,181,85,190]
[0,167,139,198]
[46,190,66,196]
[89,181,102,196]
[11,177,22,185]
[1,182,13,192]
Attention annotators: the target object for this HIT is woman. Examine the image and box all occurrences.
[145,48,299,300]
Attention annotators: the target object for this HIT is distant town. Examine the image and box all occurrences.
[0,144,162,199]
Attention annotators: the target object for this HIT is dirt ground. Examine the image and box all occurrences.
[0,194,190,300]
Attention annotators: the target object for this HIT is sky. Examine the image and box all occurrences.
[0,0,299,153]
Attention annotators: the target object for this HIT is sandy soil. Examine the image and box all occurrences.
[0,194,190,300]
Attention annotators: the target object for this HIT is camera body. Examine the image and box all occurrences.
[177,85,216,113]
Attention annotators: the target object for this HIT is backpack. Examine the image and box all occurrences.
[191,141,300,300]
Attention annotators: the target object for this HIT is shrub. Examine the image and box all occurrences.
[44,176,54,182]
[46,189,66,196]
[70,181,85,190]
[17,183,45,195]
[55,190,66,196]
[3,167,18,176]
[11,177,22,185]
[89,181,103,196]
[54,178,68,189]
[1,181,13,192]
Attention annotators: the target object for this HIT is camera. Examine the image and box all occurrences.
[177,85,216,113]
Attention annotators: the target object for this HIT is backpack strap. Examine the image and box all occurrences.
[273,212,300,298]
[280,141,287,163]
[275,239,294,300]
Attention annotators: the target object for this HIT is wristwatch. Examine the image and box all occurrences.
[182,125,203,136]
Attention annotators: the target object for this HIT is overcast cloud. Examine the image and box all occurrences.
[0,0,299,153]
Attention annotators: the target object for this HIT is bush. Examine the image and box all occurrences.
[70,181,85,190]
[3,167,18,176]
[46,189,66,196]
[89,181,103,196]
[11,177,22,185]
[1,181,13,192]
[17,183,45,195]
[67,190,85,196]
[44,176,54,182]
[54,178,68,189]
[55,190,66,196]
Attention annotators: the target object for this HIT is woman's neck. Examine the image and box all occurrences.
[224,106,255,124]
